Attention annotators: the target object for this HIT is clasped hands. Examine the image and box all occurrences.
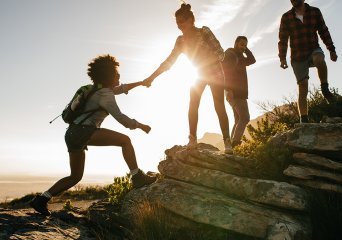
[142,77,154,87]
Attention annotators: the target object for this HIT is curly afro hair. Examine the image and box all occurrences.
[87,54,120,85]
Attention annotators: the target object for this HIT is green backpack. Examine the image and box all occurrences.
[50,84,102,124]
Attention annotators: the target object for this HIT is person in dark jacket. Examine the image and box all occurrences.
[224,36,256,147]
[278,0,338,123]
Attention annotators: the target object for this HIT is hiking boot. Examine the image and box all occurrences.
[321,84,336,104]
[187,134,197,148]
[300,115,309,123]
[29,195,51,216]
[131,169,157,189]
[224,138,233,154]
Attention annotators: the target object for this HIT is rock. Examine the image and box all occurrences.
[87,199,132,239]
[320,116,342,123]
[0,207,96,240]
[122,179,311,239]
[165,144,257,178]
[284,123,342,160]
[291,179,342,194]
[284,165,342,184]
[293,152,342,172]
[158,158,309,211]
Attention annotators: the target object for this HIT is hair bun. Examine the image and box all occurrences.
[181,3,191,11]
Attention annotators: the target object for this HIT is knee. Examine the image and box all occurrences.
[121,135,132,146]
[298,81,308,96]
[240,114,250,125]
[70,174,83,184]
[313,55,326,68]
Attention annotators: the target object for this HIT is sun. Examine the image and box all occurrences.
[168,55,199,88]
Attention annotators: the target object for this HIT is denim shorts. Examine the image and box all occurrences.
[291,48,324,83]
[65,124,98,152]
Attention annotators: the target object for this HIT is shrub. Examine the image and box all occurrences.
[63,199,74,211]
[105,174,132,205]
[235,115,289,159]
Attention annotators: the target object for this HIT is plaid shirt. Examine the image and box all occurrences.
[160,26,225,84]
[278,3,335,62]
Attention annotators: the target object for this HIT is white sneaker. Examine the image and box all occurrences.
[224,138,233,154]
[187,134,197,148]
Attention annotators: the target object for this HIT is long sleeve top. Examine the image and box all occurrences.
[223,48,256,99]
[74,87,138,129]
[159,26,225,84]
[278,3,335,62]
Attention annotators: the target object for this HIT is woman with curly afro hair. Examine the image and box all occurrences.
[30,54,156,216]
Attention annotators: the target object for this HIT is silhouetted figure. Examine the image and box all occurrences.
[278,0,338,123]
[223,36,256,148]
[30,55,156,216]
[143,3,232,154]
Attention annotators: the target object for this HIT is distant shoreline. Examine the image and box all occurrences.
[0,174,114,202]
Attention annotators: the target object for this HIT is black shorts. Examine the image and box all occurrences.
[65,124,98,152]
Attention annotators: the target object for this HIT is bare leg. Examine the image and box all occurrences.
[88,128,138,170]
[188,81,206,139]
[298,78,309,116]
[210,83,230,141]
[312,53,327,84]
[48,150,85,196]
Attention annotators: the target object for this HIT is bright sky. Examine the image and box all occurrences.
[1,0,341,178]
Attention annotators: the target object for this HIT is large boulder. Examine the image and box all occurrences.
[273,123,342,160]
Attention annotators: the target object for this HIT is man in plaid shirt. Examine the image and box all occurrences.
[278,0,338,123]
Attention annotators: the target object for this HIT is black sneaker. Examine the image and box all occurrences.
[300,115,309,123]
[131,170,157,189]
[29,195,51,216]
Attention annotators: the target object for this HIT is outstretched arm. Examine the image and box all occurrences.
[142,65,168,87]
[113,81,144,95]
[143,37,182,87]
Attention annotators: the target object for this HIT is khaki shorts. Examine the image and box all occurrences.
[291,48,324,83]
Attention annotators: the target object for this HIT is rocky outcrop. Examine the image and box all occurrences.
[268,120,342,195]
[108,121,341,239]
[281,123,342,160]
[0,208,96,240]
[116,143,311,240]
[3,121,341,239]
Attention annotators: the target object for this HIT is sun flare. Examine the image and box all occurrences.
[168,55,199,88]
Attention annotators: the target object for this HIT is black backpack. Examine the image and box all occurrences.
[50,84,102,124]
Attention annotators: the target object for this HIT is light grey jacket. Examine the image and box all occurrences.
[73,85,138,129]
